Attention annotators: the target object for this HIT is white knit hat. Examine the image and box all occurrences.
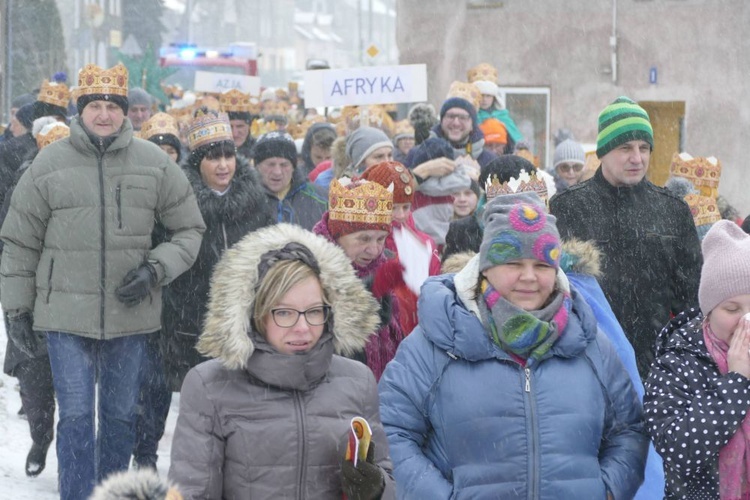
[552,139,585,170]
[699,220,750,314]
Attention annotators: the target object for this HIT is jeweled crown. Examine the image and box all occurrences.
[38,80,71,108]
[219,89,252,113]
[76,63,128,97]
[485,169,548,205]
[328,178,393,226]
[139,112,179,141]
[187,109,232,151]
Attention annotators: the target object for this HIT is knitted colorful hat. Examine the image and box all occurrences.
[187,108,233,151]
[479,118,507,145]
[596,96,653,158]
[699,220,750,314]
[479,191,560,272]
[75,63,129,114]
[328,178,393,239]
[359,161,416,204]
[36,122,70,149]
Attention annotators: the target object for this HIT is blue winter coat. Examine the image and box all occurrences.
[379,256,648,499]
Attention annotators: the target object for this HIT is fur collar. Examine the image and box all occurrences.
[196,223,380,370]
[183,155,267,223]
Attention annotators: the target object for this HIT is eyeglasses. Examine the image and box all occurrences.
[270,305,331,328]
[443,113,472,123]
[556,163,584,174]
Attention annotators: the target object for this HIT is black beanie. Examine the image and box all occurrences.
[479,155,537,188]
[407,137,455,167]
[15,103,35,130]
[252,131,297,166]
[77,93,129,116]
[148,134,183,163]
[228,111,254,124]
[32,100,67,121]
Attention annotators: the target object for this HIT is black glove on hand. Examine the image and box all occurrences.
[115,262,157,307]
[7,313,38,357]
[341,442,385,500]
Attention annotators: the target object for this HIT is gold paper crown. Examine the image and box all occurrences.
[219,89,252,113]
[341,105,395,136]
[262,100,290,117]
[250,118,279,137]
[393,119,415,139]
[77,63,128,97]
[328,178,393,226]
[139,112,179,141]
[669,152,722,197]
[36,123,70,149]
[485,169,549,204]
[467,63,499,84]
[196,94,221,111]
[286,115,326,140]
[37,80,71,108]
[187,109,232,151]
[445,81,481,111]
[684,193,721,227]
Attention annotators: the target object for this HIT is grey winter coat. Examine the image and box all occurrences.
[0,116,205,338]
[169,223,395,500]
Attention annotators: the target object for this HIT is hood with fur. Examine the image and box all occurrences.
[90,469,181,500]
[331,135,350,179]
[196,223,380,370]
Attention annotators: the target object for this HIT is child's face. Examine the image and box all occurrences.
[709,294,750,342]
[480,94,495,110]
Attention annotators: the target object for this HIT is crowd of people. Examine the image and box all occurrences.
[1,59,749,500]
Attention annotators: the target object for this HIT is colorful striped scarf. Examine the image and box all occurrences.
[479,278,571,366]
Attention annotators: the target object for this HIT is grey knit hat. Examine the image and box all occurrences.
[699,220,750,314]
[479,191,561,272]
[127,87,153,107]
[552,139,585,170]
[345,126,392,172]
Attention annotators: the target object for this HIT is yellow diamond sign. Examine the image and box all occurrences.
[366,44,380,58]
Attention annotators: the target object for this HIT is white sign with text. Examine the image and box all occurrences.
[194,71,261,95]
[303,64,427,107]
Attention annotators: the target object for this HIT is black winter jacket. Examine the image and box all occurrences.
[644,309,750,499]
[550,167,702,379]
[0,132,36,211]
[160,158,274,391]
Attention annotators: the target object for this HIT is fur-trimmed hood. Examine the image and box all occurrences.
[196,223,380,370]
[331,135,350,179]
[90,469,181,500]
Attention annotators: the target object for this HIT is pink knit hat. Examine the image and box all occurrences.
[699,220,750,314]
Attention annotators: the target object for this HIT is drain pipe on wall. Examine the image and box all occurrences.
[610,0,618,85]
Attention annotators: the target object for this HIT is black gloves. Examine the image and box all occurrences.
[115,262,157,307]
[7,312,38,357]
[341,442,385,500]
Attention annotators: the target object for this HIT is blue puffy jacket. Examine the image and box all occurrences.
[379,256,648,499]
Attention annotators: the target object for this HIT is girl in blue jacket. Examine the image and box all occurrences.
[379,191,648,499]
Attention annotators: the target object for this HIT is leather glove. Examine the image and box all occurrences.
[7,312,38,357]
[341,442,385,500]
[115,262,157,307]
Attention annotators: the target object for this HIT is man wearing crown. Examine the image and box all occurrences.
[0,63,205,500]
[550,96,702,380]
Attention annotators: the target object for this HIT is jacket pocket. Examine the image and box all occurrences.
[114,176,158,236]
[45,257,55,304]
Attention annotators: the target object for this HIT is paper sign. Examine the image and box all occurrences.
[194,71,261,95]
[345,417,372,468]
[392,226,432,295]
[303,64,427,108]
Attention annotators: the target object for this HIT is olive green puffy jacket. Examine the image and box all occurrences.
[0,116,205,339]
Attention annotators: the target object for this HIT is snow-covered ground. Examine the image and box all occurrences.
[0,324,180,499]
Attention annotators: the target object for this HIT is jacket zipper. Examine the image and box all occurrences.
[116,183,122,229]
[97,143,106,338]
[221,222,228,251]
[524,367,540,500]
[45,258,55,303]
[293,391,307,500]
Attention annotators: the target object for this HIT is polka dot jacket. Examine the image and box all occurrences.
[644,308,750,499]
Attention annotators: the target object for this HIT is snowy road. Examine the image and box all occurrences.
[0,324,180,499]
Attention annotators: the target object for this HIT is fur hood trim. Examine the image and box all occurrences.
[89,469,181,500]
[560,239,601,277]
[331,135,350,179]
[196,223,380,370]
